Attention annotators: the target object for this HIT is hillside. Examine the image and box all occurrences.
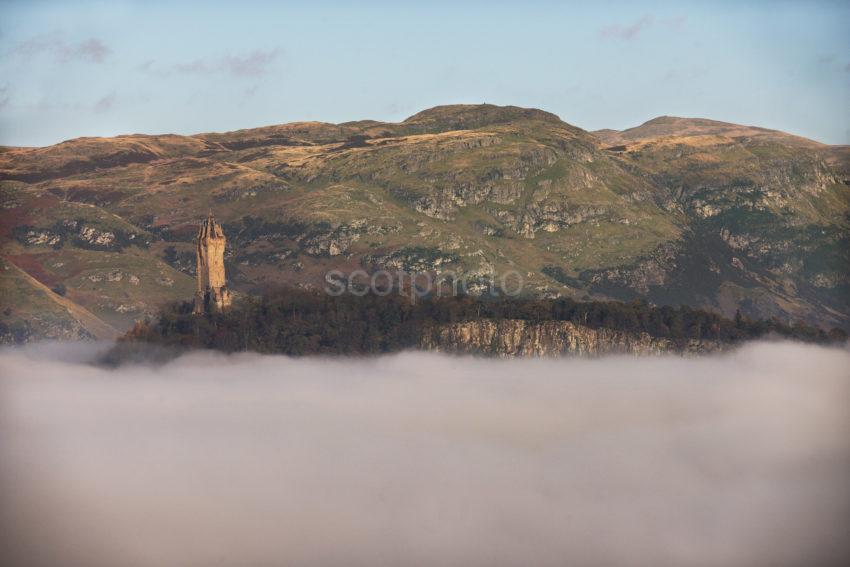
[0,257,118,341]
[592,115,826,148]
[2,104,849,340]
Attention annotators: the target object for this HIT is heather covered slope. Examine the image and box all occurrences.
[1,104,848,341]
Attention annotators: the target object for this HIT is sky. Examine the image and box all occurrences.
[0,0,848,147]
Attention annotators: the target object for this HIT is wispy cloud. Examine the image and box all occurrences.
[173,58,210,75]
[0,85,9,110]
[662,64,710,82]
[93,93,116,114]
[599,16,653,40]
[661,15,687,30]
[68,38,110,63]
[136,59,155,73]
[599,15,686,41]
[223,49,279,77]
[144,48,280,79]
[13,32,111,63]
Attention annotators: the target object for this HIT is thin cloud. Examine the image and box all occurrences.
[93,93,116,114]
[599,15,685,41]
[599,16,653,40]
[173,58,210,75]
[661,15,687,29]
[0,85,9,110]
[662,64,710,82]
[14,32,111,63]
[136,59,155,73]
[67,38,110,63]
[143,48,280,79]
[223,49,279,77]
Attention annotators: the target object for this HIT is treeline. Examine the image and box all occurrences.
[118,287,847,356]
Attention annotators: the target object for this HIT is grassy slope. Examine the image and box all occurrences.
[1,104,848,339]
[0,258,118,341]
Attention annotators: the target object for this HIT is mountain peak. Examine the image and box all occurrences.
[401,104,562,133]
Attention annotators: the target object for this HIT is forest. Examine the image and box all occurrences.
[115,287,848,357]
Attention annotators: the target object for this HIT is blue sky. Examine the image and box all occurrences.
[0,0,848,146]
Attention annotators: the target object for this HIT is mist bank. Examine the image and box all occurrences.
[2,342,850,566]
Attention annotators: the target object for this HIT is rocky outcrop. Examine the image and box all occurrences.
[364,246,459,272]
[301,222,363,257]
[420,319,722,357]
[580,242,679,294]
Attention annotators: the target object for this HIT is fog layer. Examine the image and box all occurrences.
[1,342,849,567]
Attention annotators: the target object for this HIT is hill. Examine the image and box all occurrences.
[2,104,848,340]
[592,115,826,148]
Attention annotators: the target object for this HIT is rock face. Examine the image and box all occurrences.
[193,214,232,314]
[420,319,722,356]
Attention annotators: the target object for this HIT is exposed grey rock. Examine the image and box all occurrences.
[421,319,722,357]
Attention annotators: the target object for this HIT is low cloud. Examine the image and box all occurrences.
[13,32,111,63]
[1,342,849,566]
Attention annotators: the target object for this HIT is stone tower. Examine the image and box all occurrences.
[193,213,232,314]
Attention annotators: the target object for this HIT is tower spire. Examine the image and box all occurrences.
[193,212,232,314]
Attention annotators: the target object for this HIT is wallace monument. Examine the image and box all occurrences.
[193,213,232,314]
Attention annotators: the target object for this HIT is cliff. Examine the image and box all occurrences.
[420,319,723,357]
